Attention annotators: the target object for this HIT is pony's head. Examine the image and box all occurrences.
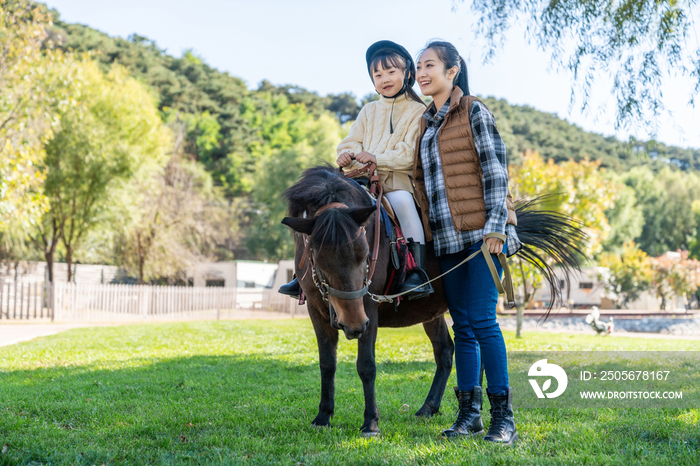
[282,204,375,340]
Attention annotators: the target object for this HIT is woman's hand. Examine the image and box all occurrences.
[337,152,355,167]
[484,237,504,255]
[355,151,377,165]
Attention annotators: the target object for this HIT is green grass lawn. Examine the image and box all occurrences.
[0,319,698,465]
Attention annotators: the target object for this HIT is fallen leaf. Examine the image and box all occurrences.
[1,444,8,454]
[399,404,410,413]
[185,422,194,427]
[180,435,188,443]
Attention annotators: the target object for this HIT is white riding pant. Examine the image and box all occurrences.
[385,190,425,244]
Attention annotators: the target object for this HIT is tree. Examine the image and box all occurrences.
[510,151,615,256]
[509,152,613,331]
[32,60,170,282]
[464,0,700,130]
[0,1,74,231]
[246,108,344,260]
[601,175,644,253]
[622,166,700,256]
[327,93,361,123]
[598,241,653,308]
[113,120,227,284]
[650,251,700,311]
[689,200,700,260]
[510,257,543,338]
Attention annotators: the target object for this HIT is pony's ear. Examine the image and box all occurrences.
[281,217,316,235]
[348,206,376,226]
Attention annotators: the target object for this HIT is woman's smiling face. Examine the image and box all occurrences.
[372,62,406,98]
[416,47,456,97]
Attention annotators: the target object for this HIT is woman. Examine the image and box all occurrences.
[413,40,521,445]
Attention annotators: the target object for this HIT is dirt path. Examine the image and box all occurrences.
[0,310,298,347]
[2,312,697,348]
[0,323,100,347]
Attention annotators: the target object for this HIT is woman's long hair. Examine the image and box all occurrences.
[421,40,470,95]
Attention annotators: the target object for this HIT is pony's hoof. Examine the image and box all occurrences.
[360,421,380,437]
[311,417,331,428]
[415,404,441,418]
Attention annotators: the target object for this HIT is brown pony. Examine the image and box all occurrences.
[282,166,585,435]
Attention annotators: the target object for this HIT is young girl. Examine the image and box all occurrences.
[279,40,433,300]
[414,41,521,445]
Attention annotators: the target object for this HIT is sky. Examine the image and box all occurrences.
[42,0,700,149]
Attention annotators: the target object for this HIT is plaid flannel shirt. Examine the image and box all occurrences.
[420,98,522,257]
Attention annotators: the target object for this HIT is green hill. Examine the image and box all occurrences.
[50,12,700,188]
[484,97,700,171]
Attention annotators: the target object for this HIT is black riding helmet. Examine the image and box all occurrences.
[365,40,416,134]
[365,40,416,90]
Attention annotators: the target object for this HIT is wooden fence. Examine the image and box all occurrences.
[0,281,52,320]
[0,281,306,322]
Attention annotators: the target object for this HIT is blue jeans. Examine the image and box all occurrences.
[438,240,509,395]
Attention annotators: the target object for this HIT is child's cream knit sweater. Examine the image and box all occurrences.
[337,94,426,193]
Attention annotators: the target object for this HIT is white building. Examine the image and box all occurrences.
[531,266,663,310]
[188,261,279,288]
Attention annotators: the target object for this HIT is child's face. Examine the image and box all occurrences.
[417,48,455,97]
[372,63,406,98]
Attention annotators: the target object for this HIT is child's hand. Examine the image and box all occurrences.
[337,152,354,167]
[355,152,377,165]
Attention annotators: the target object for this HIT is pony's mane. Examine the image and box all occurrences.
[284,165,372,217]
[311,208,363,251]
[285,165,373,250]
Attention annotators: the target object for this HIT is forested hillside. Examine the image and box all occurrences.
[485,98,700,171]
[52,17,700,180]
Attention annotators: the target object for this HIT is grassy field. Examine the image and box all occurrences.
[0,319,698,465]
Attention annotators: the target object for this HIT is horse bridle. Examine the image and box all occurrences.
[300,196,383,329]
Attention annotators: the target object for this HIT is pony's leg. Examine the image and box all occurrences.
[416,315,454,417]
[356,302,380,435]
[309,305,339,427]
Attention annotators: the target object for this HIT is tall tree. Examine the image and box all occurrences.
[510,152,613,328]
[464,0,700,129]
[510,151,615,256]
[598,241,653,308]
[650,251,700,310]
[245,99,344,260]
[114,120,226,284]
[601,174,645,253]
[34,60,169,282]
[0,1,73,231]
[623,166,700,256]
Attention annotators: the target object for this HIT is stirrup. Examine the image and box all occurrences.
[400,268,433,300]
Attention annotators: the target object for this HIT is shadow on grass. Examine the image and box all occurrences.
[0,354,450,464]
[0,353,698,465]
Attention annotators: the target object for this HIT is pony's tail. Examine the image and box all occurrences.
[514,196,588,320]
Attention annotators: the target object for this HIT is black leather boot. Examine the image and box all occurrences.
[400,240,434,300]
[442,386,484,438]
[278,277,300,299]
[484,388,518,445]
